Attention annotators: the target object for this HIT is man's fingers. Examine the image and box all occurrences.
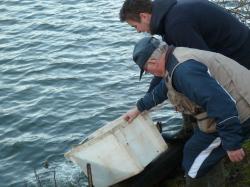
[122,114,129,121]
[230,155,241,162]
[123,107,141,124]
[128,118,133,123]
[227,149,245,162]
[122,115,127,120]
[238,149,245,160]
[122,114,133,123]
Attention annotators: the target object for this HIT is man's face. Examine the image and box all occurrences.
[126,13,151,33]
[143,56,165,77]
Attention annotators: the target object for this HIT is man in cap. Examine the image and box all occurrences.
[123,37,250,186]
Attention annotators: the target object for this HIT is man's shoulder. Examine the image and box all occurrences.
[171,58,207,77]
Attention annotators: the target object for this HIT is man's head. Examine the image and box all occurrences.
[119,0,152,33]
[133,37,167,79]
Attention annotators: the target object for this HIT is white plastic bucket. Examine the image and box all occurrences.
[65,113,167,187]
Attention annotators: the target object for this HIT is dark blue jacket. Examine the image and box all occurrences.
[137,56,243,151]
[150,0,250,67]
[147,0,250,94]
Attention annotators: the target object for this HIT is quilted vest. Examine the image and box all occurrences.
[165,47,250,133]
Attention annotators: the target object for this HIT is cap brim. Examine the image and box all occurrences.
[139,69,144,80]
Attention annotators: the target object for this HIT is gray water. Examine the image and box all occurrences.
[0,0,182,186]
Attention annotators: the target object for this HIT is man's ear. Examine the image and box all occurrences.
[139,13,150,22]
[139,13,146,18]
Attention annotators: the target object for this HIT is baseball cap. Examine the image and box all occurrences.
[133,37,160,80]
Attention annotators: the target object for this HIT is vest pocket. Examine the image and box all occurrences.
[195,112,217,133]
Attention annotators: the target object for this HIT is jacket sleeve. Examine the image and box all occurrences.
[172,60,243,151]
[147,76,163,92]
[137,79,168,112]
[166,22,209,50]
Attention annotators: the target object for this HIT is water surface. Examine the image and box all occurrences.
[0,0,182,186]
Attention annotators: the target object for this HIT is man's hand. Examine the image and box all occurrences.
[227,148,245,162]
[123,107,141,123]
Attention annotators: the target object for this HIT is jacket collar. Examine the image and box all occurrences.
[150,0,177,35]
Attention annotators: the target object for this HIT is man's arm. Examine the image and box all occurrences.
[137,79,168,112]
[147,76,162,92]
[123,79,168,122]
[172,60,245,162]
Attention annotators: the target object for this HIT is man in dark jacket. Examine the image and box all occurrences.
[120,0,250,146]
[120,0,250,69]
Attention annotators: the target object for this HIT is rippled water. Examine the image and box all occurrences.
[0,0,182,186]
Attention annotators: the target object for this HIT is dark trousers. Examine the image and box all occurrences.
[183,118,250,180]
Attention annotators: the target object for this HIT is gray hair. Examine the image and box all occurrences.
[149,41,167,60]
